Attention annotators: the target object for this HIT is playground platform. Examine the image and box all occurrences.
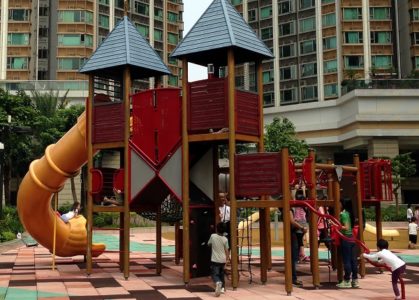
[1,229,418,300]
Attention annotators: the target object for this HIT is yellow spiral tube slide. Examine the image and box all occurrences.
[17,112,105,257]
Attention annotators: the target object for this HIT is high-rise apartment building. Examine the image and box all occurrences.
[231,0,419,108]
[0,0,183,88]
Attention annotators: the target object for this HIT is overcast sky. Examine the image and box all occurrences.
[182,0,213,81]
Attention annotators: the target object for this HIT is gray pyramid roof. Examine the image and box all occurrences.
[170,0,273,66]
[80,16,171,79]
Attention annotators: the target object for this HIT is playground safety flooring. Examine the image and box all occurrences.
[1,229,419,300]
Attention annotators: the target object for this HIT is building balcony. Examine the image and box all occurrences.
[342,44,364,55]
[371,44,393,55]
[369,0,392,6]
[57,47,93,57]
[8,0,31,8]
[59,0,94,11]
[341,0,363,7]
[369,20,392,31]
[342,79,419,95]
[7,23,31,32]
[341,21,363,31]
[409,0,419,8]
[58,23,94,35]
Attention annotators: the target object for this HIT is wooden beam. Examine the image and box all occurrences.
[282,149,293,295]
[333,178,343,282]
[354,155,365,277]
[181,58,190,284]
[93,141,125,151]
[86,74,94,275]
[316,163,357,173]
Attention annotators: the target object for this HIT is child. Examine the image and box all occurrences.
[408,217,418,249]
[60,202,81,223]
[208,222,229,297]
[363,239,406,300]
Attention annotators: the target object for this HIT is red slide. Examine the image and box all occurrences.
[290,200,405,299]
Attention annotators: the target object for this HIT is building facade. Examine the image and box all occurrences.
[0,0,183,88]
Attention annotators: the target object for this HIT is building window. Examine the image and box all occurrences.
[39,7,49,16]
[99,0,110,5]
[370,7,390,20]
[344,32,363,44]
[323,36,337,50]
[322,0,335,3]
[58,58,86,70]
[248,9,257,21]
[231,0,242,4]
[324,60,337,73]
[280,44,295,58]
[58,11,93,24]
[414,57,419,69]
[154,8,163,21]
[38,49,48,59]
[279,21,295,36]
[300,0,315,10]
[99,14,109,29]
[8,9,30,21]
[301,86,318,101]
[343,8,362,20]
[260,6,272,19]
[263,92,275,107]
[261,27,273,40]
[38,71,48,80]
[411,8,419,21]
[279,0,294,14]
[280,89,296,104]
[300,39,316,55]
[371,31,391,44]
[301,62,317,77]
[135,2,149,15]
[168,33,178,45]
[262,70,274,83]
[344,56,364,69]
[280,65,296,80]
[168,55,177,65]
[58,34,93,47]
[168,12,178,23]
[7,57,29,69]
[324,84,338,98]
[38,27,48,38]
[7,33,30,45]
[154,29,163,41]
[299,17,315,33]
[115,0,124,8]
[322,13,336,27]
[168,75,178,86]
[411,32,419,45]
[136,23,149,38]
[371,55,392,69]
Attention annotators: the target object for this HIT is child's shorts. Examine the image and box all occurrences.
[409,234,417,244]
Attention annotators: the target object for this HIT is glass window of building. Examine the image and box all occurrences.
[322,13,336,27]
[300,0,315,10]
[58,58,86,70]
[135,2,149,15]
[168,33,178,45]
[323,36,337,50]
[279,0,294,15]
[38,49,48,59]
[99,14,109,29]
[322,0,334,3]
[324,84,338,98]
[342,8,362,20]
[39,7,49,16]
[136,23,149,38]
[344,56,364,68]
[411,8,419,21]
[168,12,178,23]
[263,70,274,83]
[299,17,315,33]
[371,31,391,44]
[168,55,178,65]
[280,89,296,104]
[280,65,296,80]
[154,29,163,41]
[7,57,28,69]
[261,27,273,40]
[301,86,318,101]
[370,7,390,20]
[7,33,30,45]
[231,0,242,4]
[168,75,178,86]
[301,62,317,77]
[411,32,419,44]
[58,11,93,24]
[99,0,110,5]
[300,39,316,55]
[248,9,257,21]
[8,9,30,21]
[344,32,363,44]
[371,55,392,69]
[260,6,272,19]
[279,21,295,36]
[115,0,124,8]
[155,8,163,21]
[324,60,337,73]
[280,44,295,58]
[263,92,275,107]
[58,34,93,47]
[414,57,419,69]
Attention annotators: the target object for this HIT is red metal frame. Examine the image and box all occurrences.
[360,159,393,201]
[90,168,103,194]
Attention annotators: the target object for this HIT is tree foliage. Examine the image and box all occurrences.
[264,117,309,162]
[391,153,416,213]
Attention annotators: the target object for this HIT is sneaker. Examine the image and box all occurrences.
[215,281,222,297]
[351,279,359,288]
[221,287,225,294]
[336,280,351,288]
[292,280,303,287]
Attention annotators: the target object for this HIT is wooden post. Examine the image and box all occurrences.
[123,66,131,279]
[52,193,58,270]
[175,222,181,265]
[308,150,320,287]
[86,74,94,275]
[227,48,239,289]
[120,212,125,272]
[327,159,337,271]
[156,206,162,275]
[333,178,343,282]
[375,202,382,241]
[354,155,365,277]
[282,149,292,295]
[181,58,190,284]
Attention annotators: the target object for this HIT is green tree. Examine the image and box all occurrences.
[264,117,309,162]
[392,153,416,214]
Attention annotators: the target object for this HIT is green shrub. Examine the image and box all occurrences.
[364,205,407,222]
[0,206,24,235]
[0,231,17,242]
[93,212,117,228]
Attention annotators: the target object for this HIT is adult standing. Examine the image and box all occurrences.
[407,204,413,222]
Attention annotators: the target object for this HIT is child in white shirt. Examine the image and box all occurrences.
[408,217,418,249]
[363,239,406,300]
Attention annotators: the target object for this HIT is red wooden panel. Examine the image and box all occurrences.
[360,159,393,201]
[131,88,181,166]
[92,102,124,143]
[113,168,124,192]
[90,169,103,194]
[188,78,228,133]
[235,153,282,197]
[236,90,259,136]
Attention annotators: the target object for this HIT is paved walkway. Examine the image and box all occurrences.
[0,231,418,300]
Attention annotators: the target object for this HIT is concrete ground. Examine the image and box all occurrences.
[0,229,418,300]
